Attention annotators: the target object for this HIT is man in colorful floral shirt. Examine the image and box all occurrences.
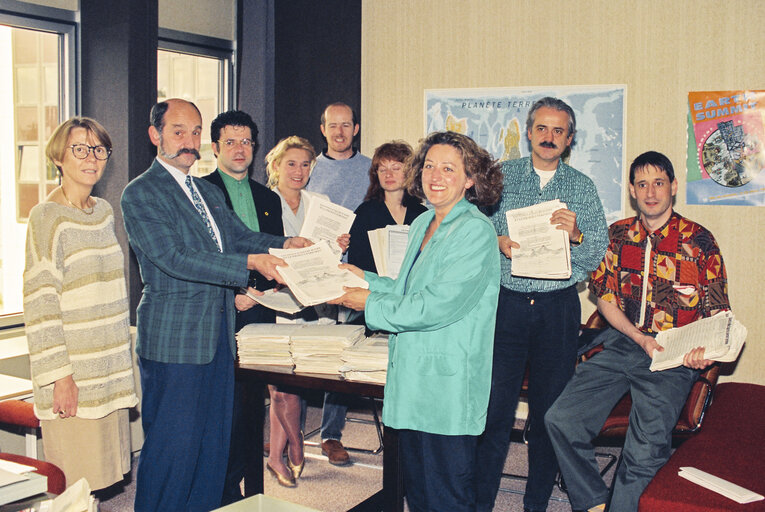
[545,151,730,512]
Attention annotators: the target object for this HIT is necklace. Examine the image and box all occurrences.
[61,186,94,215]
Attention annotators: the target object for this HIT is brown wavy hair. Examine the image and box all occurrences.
[406,131,502,207]
[363,140,420,207]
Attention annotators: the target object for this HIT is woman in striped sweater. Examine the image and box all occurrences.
[23,117,138,491]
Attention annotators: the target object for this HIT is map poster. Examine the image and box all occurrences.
[425,85,626,224]
[686,90,765,206]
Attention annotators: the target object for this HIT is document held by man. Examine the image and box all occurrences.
[650,311,747,371]
[299,196,355,255]
[368,224,410,278]
[505,199,571,279]
[270,241,369,306]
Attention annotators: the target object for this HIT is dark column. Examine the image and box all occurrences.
[81,0,158,324]
[237,0,275,185]
[273,0,362,156]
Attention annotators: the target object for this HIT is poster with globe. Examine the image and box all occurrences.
[686,90,765,206]
[425,85,625,224]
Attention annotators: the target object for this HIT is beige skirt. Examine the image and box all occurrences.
[40,408,131,491]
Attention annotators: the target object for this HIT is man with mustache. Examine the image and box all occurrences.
[121,98,309,511]
[475,97,609,512]
[305,101,371,466]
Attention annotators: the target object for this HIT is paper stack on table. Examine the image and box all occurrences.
[340,333,389,384]
[678,467,764,504]
[236,323,299,366]
[290,324,366,375]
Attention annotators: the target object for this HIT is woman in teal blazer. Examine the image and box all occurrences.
[333,131,503,511]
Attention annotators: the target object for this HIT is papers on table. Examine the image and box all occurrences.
[0,467,47,506]
[650,311,747,371]
[245,288,304,315]
[270,241,369,306]
[368,225,410,278]
[340,333,389,384]
[678,467,764,504]
[299,196,355,255]
[236,323,298,366]
[505,199,571,279]
[291,324,366,375]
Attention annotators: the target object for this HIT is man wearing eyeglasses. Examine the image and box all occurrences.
[203,110,285,505]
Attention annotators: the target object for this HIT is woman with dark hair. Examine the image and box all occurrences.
[331,131,503,511]
[348,140,427,274]
[23,117,138,491]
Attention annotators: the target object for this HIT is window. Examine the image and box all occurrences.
[0,11,74,321]
[158,31,233,177]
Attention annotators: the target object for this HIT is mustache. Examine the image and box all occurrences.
[163,147,201,160]
[539,141,557,149]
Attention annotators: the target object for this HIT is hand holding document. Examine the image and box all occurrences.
[368,224,410,278]
[678,467,764,504]
[269,240,368,306]
[506,199,571,279]
[299,196,355,255]
[650,311,747,371]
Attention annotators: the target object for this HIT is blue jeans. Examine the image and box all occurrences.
[475,285,580,512]
[545,328,698,512]
[320,392,349,441]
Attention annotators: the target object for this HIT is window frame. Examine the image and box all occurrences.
[0,2,77,329]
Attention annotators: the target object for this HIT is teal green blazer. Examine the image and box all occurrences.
[365,198,500,436]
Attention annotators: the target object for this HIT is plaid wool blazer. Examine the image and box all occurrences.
[121,159,287,364]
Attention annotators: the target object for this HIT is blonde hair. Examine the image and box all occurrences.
[46,117,112,171]
[265,136,317,188]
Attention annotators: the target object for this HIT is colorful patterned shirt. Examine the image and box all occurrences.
[589,212,729,333]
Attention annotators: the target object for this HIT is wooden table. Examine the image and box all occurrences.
[236,365,403,512]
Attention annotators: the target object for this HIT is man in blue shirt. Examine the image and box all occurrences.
[475,97,609,512]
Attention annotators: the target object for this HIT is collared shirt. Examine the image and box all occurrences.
[489,156,609,292]
[157,158,223,250]
[589,212,730,333]
[217,169,260,232]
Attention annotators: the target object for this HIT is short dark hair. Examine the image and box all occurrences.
[150,99,202,132]
[364,140,419,206]
[526,96,576,144]
[406,131,503,207]
[210,110,259,155]
[320,102,358,127]
[629,151,675,184]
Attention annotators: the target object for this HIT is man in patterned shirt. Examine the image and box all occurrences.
[545,151,730,512]
[476,97,609,512]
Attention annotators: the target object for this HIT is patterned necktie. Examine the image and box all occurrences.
[185,175,221,252]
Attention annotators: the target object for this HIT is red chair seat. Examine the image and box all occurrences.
[0,452,65,495]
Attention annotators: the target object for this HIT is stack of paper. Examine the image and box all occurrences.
[0,459,47,506]
[368,225,411,278]
[505,199,571,279]
[340,333,389,383]
[678,467,764,504]
[290,324,366,375]
[236,323,299,366]
[650,311,747,372]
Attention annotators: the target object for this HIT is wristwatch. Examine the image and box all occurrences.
[572,232,584,245]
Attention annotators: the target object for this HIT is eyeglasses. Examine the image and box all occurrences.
[218,139,253,148]
[69,144,111,160]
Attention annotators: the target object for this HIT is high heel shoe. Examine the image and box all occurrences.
[266,462,296,487]
[287,430,305,479]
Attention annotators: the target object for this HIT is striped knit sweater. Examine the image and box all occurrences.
[23,199,138,420]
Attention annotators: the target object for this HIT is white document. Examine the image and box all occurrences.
[678,467,764,504]
[270,240,369,306]
[650,311,747,371]
[505,199,571,279]
[368,225,410,278]
[299,196,355,255]
[245,288,304,314]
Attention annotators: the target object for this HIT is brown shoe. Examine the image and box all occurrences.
[321,439,351,466]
